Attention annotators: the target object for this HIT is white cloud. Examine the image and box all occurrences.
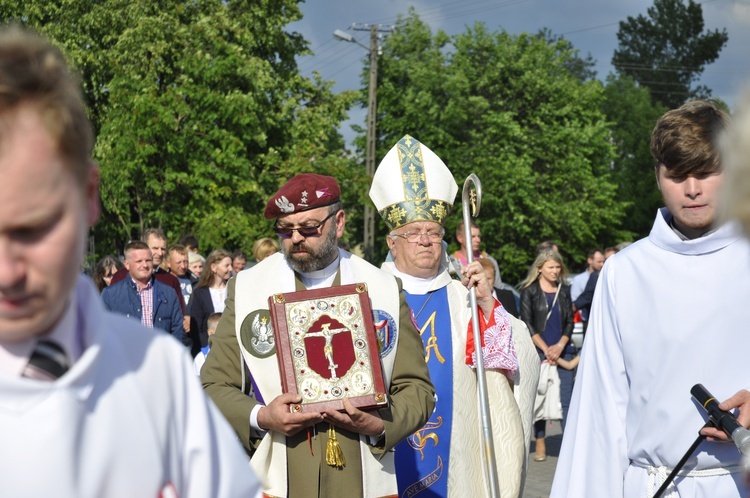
[729,1,750,26]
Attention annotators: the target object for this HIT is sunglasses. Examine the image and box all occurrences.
[273,211,336,239]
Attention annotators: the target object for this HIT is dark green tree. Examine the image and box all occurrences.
[361,12,628,282]
[601,74,667,238]
[535,28,597,83]
[0,0,357,256]
[612,0,728,109]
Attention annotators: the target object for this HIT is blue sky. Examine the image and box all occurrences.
[290,0,750,145]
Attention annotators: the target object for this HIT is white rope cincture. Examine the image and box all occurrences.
[633,461,746,497]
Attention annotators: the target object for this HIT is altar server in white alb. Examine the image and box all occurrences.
[0,26,261,497]
[370,135,540,497]
[551,100,750,497]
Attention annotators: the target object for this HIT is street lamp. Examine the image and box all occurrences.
[333,30,364,48]
[333,25,388,263]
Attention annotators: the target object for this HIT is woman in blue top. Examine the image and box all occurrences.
[519,249,575,462]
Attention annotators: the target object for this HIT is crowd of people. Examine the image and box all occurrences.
[91,229,279,357]
[5,23,750,498]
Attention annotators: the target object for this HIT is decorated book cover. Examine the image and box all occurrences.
[268,283,389,413]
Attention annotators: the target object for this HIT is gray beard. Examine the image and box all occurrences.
[284,224,338,274]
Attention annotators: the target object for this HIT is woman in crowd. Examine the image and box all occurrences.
[92,255,123,293]
[519,248,575,462]
[188,249,232,348]
[188,251,205,278]
[251,237,279,264]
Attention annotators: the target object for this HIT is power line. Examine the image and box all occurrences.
[418,0,530,26]
[562,22,619,36]
[304,37,336,57]
[327,56,368,81]
[615,62,746,75]
[365,0,502,25]
[297,0,528,74]
[298,42,354,72]
[311,44,364,74]
[297,0,740,85]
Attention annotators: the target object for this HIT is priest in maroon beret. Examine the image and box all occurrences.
[202,173,435,497]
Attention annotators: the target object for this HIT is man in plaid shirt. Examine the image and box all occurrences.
[102,241,185,343]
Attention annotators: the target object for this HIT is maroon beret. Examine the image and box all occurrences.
[264,173,341,219]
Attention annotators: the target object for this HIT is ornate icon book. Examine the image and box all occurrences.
[268,283,389,413]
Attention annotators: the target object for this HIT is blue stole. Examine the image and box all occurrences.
[396,288,453,497]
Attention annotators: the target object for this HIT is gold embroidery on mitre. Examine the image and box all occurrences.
[405,165,425,193]
[430,203,447,220]
[397,136,428,204]
[386,205,406,227]
[374,135,452,231]
[379,200,453,231]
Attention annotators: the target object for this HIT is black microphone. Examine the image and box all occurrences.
[691,383,750,456]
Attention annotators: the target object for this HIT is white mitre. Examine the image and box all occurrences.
[368,135,458,231]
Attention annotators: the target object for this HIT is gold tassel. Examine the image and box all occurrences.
[325,424,346,468]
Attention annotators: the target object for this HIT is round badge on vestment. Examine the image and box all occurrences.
[372,309,397,358]
[240,310,276,358]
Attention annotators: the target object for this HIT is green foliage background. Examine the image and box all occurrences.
[0,0,726,280]
[612,0,728,109]
[0,0,359,256]
[356,13,632,281]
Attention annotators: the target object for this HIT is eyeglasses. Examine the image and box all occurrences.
[273,211,336,239]
[390,229,445,243]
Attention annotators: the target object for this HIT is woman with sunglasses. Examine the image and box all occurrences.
[188,249,233,350]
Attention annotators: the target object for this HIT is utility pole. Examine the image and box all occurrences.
[363,25,378,264]
[333,24,391,263]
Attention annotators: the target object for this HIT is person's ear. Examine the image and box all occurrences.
[334,209,346,238]
[386,235,396,253]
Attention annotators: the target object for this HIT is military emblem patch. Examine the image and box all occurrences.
[241,310,276,358]
[373,309,397,358]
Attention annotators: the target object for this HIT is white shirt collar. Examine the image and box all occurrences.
[650,207,741,255]
[298,253,340,290]
[386,266,438,295]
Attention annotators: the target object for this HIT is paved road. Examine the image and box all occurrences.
[523,421,563,498]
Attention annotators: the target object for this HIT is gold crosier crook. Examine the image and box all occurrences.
[462,174,501,498]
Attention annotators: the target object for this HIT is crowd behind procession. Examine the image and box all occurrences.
[5,23,750,498]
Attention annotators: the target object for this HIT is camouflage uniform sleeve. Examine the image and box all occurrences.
[375,279,435,454]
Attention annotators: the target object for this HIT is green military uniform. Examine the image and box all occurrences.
[202,254,434,498]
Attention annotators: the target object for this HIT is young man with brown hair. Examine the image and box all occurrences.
[552,101,750,497]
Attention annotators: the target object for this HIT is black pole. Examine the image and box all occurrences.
[652,423,711,498]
